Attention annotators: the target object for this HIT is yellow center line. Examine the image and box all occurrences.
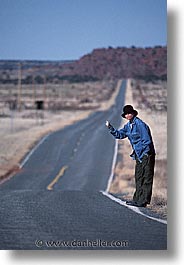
[47,165,68,190]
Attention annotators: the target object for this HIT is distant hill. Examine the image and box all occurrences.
[60,46,167,81]
[0,46,167,84]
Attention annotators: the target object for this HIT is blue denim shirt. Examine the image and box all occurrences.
[110,117,155,162]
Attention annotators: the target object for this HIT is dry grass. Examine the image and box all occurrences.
[151,159,167,218]
[109,79,167,219]
[0,80,117,111]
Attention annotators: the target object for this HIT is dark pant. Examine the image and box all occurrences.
[133,154,155,204]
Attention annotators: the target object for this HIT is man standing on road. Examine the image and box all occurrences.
[106,105,155,207]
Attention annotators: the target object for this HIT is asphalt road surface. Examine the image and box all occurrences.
[0,80,167,250]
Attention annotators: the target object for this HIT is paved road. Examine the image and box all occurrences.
[0,80,167,249]
[0,81,124,192]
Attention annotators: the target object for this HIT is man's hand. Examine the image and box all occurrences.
[106,120,113,130]
[106,120,110,127]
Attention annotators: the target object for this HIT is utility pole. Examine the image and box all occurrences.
[43,75,46,104]
[32,72,36,104]
[41,75,46,125]
[17,62,22,111]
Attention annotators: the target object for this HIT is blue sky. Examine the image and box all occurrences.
[0,0,167,60]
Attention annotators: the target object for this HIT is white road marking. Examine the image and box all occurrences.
[105,139,118,192]
[101,191,167,225]
[19,133,51,168]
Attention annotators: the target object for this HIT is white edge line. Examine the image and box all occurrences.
[101,191,167,225]
[106,139,118,192]
[19,133,51,168]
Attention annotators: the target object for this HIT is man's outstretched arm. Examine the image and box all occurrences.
[106,120,127,139]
